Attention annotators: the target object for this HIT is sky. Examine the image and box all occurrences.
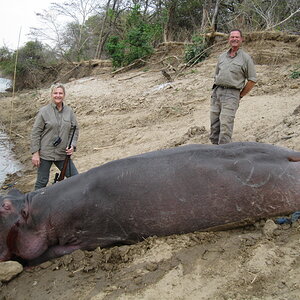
[0,0,61,50]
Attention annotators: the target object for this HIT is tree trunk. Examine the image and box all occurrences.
[94,0,112,59]
[201,0,221,46]
[211,0,220,32]
[164,0,177,42]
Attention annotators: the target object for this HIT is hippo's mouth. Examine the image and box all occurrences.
[5,221,20,260]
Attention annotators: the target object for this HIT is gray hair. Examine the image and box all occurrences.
[229,29,243,37]
[50,83,66,95]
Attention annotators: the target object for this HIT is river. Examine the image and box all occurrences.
[0,77,22,188]
[0,77,11,92]
[0,131,22,187]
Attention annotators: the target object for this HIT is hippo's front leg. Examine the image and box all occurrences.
[28,245,82,265]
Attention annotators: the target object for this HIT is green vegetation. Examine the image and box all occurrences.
[184,35,209,66]
[0,47,14,76]
[0,41,57,89]
[105,36,125,68]
[1,0,299,89]
[105,5,162,68]
[290,67,300,79]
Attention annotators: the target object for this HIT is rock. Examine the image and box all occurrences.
[40,261,54,269]
[145,262,158,272]
[262,219,278,237]
[0,261,23,282]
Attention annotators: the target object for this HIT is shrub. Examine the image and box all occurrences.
[105,36,125,68]
[0,41,57,89]
[290,67,300,79]
[105,5,162,68]
[185,35,209,66]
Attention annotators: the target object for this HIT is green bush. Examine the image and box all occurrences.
[185,35,209,66]
[290,68,300,79]
[105,5,161,68]
[0,46,14,76]
[105,36,125,68]
[124,23,155,65]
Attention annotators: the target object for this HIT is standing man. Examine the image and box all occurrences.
[210,29,257,145]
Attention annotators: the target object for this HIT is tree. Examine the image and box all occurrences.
[164,0,177,41]
[31,0,100,61]
[94,0,113,59]
[0,47,14,78]
[220,0,300,32]
[0,41,57,89]
[105,4,161,67]
[24,0,300,63]
[0,46,12,62]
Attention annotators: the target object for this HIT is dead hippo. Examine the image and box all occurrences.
[1,142,300,265]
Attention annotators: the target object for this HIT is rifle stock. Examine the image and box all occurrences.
[53,125,76,184]
[55,155,71,182]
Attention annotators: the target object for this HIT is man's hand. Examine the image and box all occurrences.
[66,146,74,156]
[32,152,40,167]
[240,80,256,98]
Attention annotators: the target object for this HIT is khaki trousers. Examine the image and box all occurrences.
[210,86,240,144]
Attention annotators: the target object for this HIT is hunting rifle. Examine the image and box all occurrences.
[53,125,76,183]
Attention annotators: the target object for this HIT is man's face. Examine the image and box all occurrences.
[229,31,243,49]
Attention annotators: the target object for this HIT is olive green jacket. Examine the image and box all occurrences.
[31,103,79,161]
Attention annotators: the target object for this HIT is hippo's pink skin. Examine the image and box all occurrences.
[1,142,300,265]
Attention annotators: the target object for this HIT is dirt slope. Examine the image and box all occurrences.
[0,33,300,300]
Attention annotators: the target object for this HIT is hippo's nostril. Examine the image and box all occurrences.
[21,209,28,221]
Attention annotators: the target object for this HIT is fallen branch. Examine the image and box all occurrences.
[174,40,227,79]
[54,64,79,83]
[11,131,25,139]
[112,59,146,76]
[266,7,300,30]
[118,72,145,81]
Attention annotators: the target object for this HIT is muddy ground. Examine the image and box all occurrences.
[0,33,300,299]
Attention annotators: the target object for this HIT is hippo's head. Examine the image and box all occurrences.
[0,189,25,261]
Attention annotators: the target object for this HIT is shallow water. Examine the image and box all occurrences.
[0,131,22,187]
[0,77,12,92]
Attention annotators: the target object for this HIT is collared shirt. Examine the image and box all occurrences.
[31,102,79,161]
[214,48,257,90]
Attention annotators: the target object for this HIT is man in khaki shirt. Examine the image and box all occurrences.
[210,29,257,144]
